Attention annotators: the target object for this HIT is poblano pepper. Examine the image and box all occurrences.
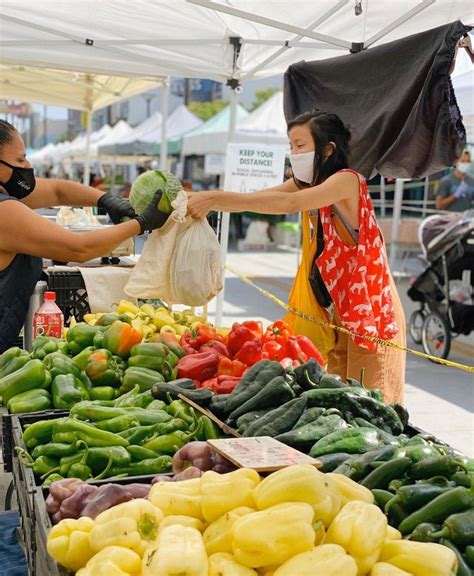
[52,374,90,409]
[84,348,123,387]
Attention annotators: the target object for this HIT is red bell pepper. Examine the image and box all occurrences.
[186,324,223,349]
[227,322,258,356]
[263,320,292,345]
[234,339,262,366]
[261,340,285,361]
[285,336,308,364]
[200,340,230,359]
[177,351,220,381]
[200,375,241,394]
[294,335,325,366]
[217,357,247,378]
[101,321,142,358]
[200,377,218,389]
[241,320,263,340]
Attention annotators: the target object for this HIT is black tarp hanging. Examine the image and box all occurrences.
[284,21,471,179]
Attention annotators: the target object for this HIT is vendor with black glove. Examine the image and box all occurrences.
[0,120,168,352]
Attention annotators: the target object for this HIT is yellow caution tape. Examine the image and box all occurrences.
[225,264,474,374]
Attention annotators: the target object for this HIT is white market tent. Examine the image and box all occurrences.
[99,105,203,156]
[181,90,288,156]
[0,0,472,322]
[87,120,133,158]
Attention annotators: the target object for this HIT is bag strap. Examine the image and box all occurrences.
[332,204,359,244]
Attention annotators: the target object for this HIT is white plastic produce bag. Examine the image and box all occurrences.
[125,190,222,305]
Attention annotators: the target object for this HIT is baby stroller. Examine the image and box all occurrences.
[407,210,474,360]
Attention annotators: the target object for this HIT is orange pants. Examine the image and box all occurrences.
[327,276,406,404]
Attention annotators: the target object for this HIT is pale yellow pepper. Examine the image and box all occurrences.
[371,563,413,576]
[203,507,255,555]
[159,515,206,532]
[232,502,315,568]
[153,310,176,329]
[208,553,258,576]
[90,498,163,556]
[327,472,375,505]
[117,299,140,315]
[324,500,387,576]
[173,323,189,336]
[253,464,342,527]
[273,544,358,576]
[201,468,260,522]
[379,540,458,576]
[386,526,403,540]
[142,525,208,576]
[149,478,203,519]
[46,516,95,572]
[140,303,156,317]
[76,546,142,576]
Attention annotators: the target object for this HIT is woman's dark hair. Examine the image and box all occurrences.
[0,120,17,151]
[287,111,351,188]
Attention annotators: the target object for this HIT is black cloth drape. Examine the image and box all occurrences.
[284,21,470,178]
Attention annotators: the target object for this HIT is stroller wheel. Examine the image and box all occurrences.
[409,309,426,344]
[421,312,451,361]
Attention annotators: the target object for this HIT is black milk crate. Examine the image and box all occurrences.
[45,270,90,323]
[2,409,69,473]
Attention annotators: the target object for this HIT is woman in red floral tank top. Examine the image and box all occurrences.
[187,111,405,403]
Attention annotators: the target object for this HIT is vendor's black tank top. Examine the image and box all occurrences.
[0,192,43,352]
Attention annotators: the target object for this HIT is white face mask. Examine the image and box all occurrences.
[457,162,471,174]
[290,151,315,184]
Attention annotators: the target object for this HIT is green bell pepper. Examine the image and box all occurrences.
[52,417,129,447]
[72,346,95,370]
[0,359,49,404]
[43,352,82,380]
[52,374,90,409]
[89,386,119,401]
[0,347,29,379]
[85,348,123,387]
[66,323,103,355]
[42,473,64,487]
[31,336,68,360]
[7,388,51,414]
[121,366,165,394]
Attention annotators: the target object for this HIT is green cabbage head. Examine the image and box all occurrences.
[130,169,182,215]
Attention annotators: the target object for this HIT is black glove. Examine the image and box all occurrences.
[134,190,169,234]
[97,192,136,224]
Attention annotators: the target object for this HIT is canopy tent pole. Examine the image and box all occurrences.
[215,86,239,327]
[160,79,169,171]
[389,178,405,273]
[82,109,92,187]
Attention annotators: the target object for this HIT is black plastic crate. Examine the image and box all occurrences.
[45,270,90,323]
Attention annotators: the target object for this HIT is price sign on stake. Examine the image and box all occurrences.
[207,437,321,473]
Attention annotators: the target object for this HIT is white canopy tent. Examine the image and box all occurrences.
[0,0,472,322]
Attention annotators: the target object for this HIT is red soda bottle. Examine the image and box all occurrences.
[33,291,64,338]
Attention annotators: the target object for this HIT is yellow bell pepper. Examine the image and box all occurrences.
[232,502,315,568]
[46,516,95,572]
[90,498,163,556]
[371,563,413,576]
[153,310,176,329]
[159,515,206,532]
[386,526,403,540]
[327,472,375,505]
[273,544,358,576]
[149,478,203,519]
[209,553,258,576]
[324,500,387,576]
[76,546,142,576]
[253,464,341,527]
[142,525,208,576]
[201,468,260,522]
[117,299,140,315]
[379,540,457,576]
[203,507,255,555]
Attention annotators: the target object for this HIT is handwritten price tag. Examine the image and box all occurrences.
[207,437,320,472]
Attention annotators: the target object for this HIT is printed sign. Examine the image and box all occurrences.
[207,437,320,472]
[223,143,286,193]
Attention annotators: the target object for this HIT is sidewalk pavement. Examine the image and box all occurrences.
[205,248,473,456]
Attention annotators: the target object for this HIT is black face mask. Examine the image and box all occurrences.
[0,160,36,199]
